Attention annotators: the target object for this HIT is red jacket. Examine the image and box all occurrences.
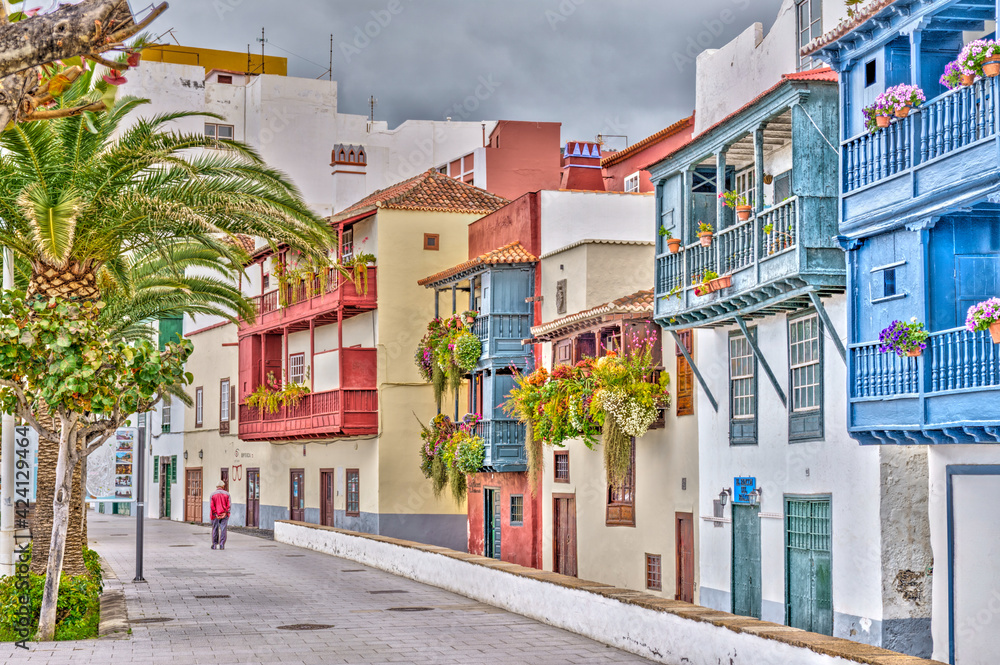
[210,489,231,519]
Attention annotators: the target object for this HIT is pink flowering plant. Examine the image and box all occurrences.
[882,83,926,111]
[418,412,484,501]
[863,98,893,133]
[941,61,964,90]
[719,191,749,208]
[414,311,482,405]
[878,318,930,357]
[965,298,1000,332]
[957,39,1000,77]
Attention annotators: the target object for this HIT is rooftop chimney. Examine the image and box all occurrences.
[331,144,368,214]
[559,141,605,191]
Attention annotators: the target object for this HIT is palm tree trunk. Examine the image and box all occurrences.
[30,431,86,576]
[36,424,76,641]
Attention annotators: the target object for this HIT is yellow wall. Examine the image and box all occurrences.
[143,44,287,76]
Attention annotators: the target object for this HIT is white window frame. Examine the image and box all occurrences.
[735,167,755,210]
[204,122,235,147]
[161,397,171,432]
[289,353,306,386]
[797,0,823,71]
[789,313,822,413]
[624,172,640,193]
[195,387,203,427]
[730,336,755,420]
[341,228,354,263]
[220,379,230,422]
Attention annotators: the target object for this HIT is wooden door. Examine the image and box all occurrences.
[484,488,501,559]
[246,468,260,528]
[786,498,833,635]
[184,468,202,523]
[220,467,229,492]
[320,470,335,527]
[732,504,762,619]
[289,469,305,522]
[552,494,577,577]
[159,458,171,519]
[675,512,695,603]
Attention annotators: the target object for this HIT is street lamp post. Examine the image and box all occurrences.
[134,421,145,582]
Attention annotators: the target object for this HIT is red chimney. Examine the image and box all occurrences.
[559,141,605,191]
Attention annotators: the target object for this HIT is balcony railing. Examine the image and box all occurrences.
[474,418,527,472]
[238,388,378,440]
[242,266,377,332]
[850,326,1000,399]
[472,313,532,366]
[842,77,998,193]
[657,196,799,294]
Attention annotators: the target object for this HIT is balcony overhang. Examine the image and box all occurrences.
[417,241,537,289]
[531,290,654,342]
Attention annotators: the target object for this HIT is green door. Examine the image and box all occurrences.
[484,488,501,559]
[732,504,762,618]
[786,497,833,635]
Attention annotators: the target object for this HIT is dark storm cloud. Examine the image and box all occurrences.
[160,0,783,146]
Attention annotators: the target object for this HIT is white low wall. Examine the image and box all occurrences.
[275,521,930,665]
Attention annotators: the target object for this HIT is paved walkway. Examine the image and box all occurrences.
[4,514,654,664]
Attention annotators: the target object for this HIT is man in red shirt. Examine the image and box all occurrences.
[210,481,231,550]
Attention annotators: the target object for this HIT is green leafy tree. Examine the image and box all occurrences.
[0,295,192,641]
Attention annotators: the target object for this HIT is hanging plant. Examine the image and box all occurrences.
[246,371,311,414]
[418,413,484,502]
[414,312,482,407]
[966,298,1000,343]
[878,318,930,357]
[342,251,376,295]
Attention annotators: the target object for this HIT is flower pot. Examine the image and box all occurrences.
[736,205,753,222]
[666,238,682,254]
[709,275,732,291]
[985,56,1000,78]
[906,348,922,358]
[961,73,976,86]
[895,106,911,119]
[694,286,708,297]
[698,232,713,247]
[990,320,1000,344]
[876,115,891,128]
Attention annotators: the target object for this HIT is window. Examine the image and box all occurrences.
[555,340,571,365]
[675,330,694,417]
[871,263,905,302]
[510,495,524,526]
[556,279,567,315]
[600,328,620,355]
[645,554,662,591]
[423,233,439,251]
[882,268,897,298]
[204,122,234,147]
[729,332,757,445]
[865,59,877,87]
[217,74,233,84]
[219,379,230,434]
[789,312,824,441]
[797,0,823,71]
[734,168,755,210]
[262,273,270,289]
[624,173,640,193]
[346,469,360,516]
[289,353,305,385]
[138,412,146,428]
[195,387,203,428]
[606,439,635,526]
[554,450,570,483]
[341,228,354,263]
[161,397,171,433]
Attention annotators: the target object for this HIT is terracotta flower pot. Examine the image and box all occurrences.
[985,56,1000,78]
[906,348,922,358]
[990,320,1000,344]
[894,106,911,119]
[736,205,753,222]
[667,238,682,254]
[961,73,975,86]
[876,115,891,128]
[709,275,733,291]
[698,232,713,247]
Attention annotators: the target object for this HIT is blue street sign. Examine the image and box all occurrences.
[734,476,756,504]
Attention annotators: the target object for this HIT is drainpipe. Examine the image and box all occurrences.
[0,246,13,576]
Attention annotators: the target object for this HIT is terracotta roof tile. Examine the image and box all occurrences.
[332,169,510,221]
[644,68,837,172]
[801,0,899,57]
[418,241,537,286]
[531,289,654,338]
[600,115,695,168]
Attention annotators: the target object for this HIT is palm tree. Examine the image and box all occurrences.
[0,69,336,586]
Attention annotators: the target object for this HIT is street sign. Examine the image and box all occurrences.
[87,428,136,502]
[734,476,757,505]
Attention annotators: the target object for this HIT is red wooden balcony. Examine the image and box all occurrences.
[238,388,378,441]
[239,267,377,336]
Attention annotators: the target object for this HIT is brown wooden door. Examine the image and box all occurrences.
[290,469,305,522]
[246,468,260,527]
[320,470,335,527]
[552,494,577,577]
[159,458,171,519]
[185,468,202,522]
[220,467,229,492]
[676,512,695,603]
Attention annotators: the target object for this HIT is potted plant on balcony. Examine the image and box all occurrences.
[342,251,376,295]
[720,191,752,221]
[956,39,1000,84]
[940,61,965,90]
[697,221,714,246]
[693,270,730,296]
[878,318,930,357]
[415,311,482,406]
[660,226,682,254]
[883,83,926,118]
[966,298,1000,343]
[246,370,312,413]
[418,413,484,501]
[863,99,893,132]
[762,222,794,255]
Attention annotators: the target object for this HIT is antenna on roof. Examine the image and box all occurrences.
[367,95,378,133]
[256,27,266,75]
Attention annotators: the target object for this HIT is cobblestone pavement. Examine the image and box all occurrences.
[4,514,654,665]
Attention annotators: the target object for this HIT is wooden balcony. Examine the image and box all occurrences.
[654,196,845,329]
[471,313,532,370]
[840,77,1000,233]
[474,418,526,473]
[848,326,1000,443]
[239,267,377,336]
[238,388,378,441]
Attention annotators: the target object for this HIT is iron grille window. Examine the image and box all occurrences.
[645,554,662,591]
[554,450,570,482]
[510,495,524,526]
[195,387,203,428]
[797,0,823,71]
[789,312,824,441]
[289,353,305,385]
[161,397,171,433]
[729,333,757,445]
[606,440,636,526]
[346,469,360,516]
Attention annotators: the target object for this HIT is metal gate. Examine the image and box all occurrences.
[731,504,761,618]
[785,497,832,635]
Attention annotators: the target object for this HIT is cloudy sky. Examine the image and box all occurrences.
[156,0,783,148]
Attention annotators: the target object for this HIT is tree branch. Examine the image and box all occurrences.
[0,379,58,442]
[84,53,122,71]
[24,100,106,122]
